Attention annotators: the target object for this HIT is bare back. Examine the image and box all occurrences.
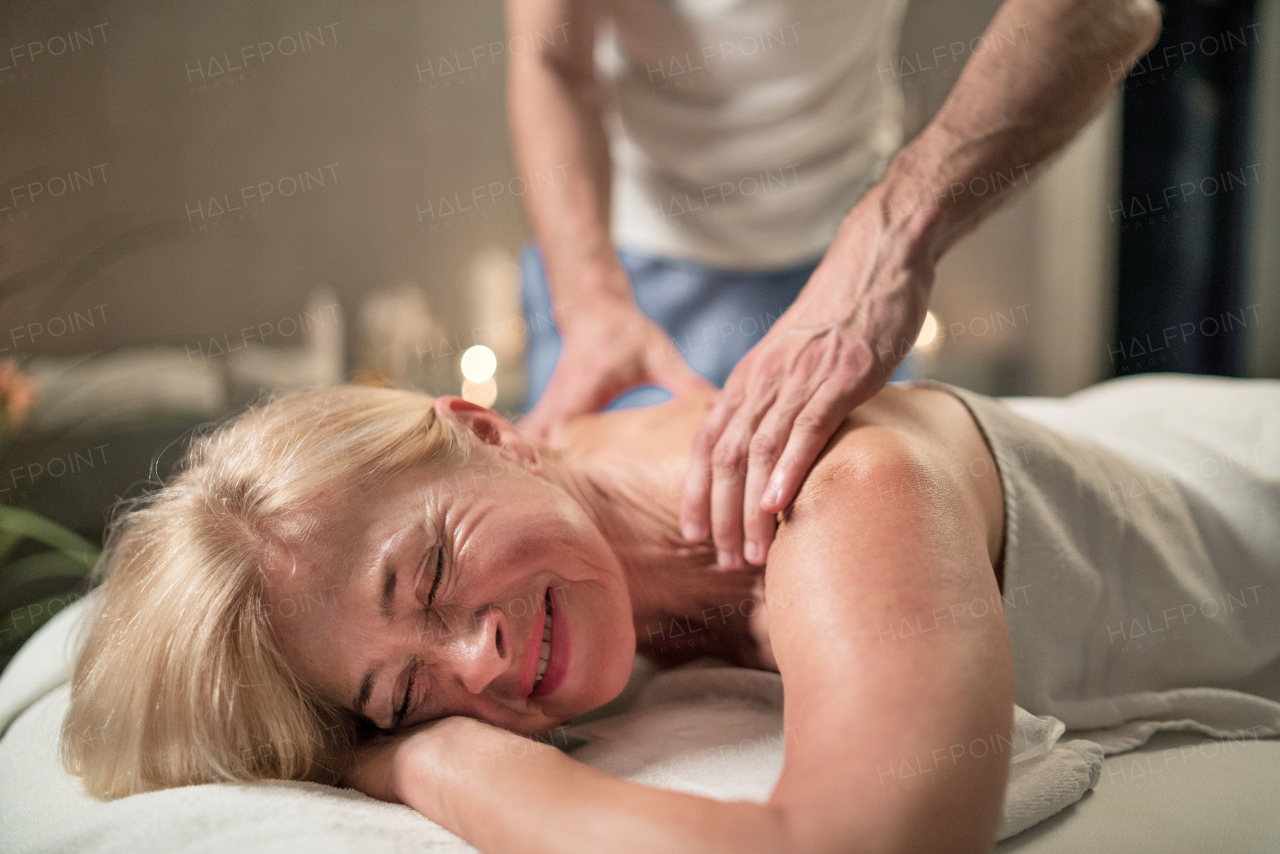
[560,384,1004,581]
[557,385,1006,675]
[558,383,1015,851]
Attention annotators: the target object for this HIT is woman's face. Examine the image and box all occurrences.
[264,400,637,736]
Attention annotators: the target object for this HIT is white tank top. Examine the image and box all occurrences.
[596,0,910,270]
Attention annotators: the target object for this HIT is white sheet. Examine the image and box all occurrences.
[1,596,1105,851]
[7,374,1279,850]
[945,377,1280,740]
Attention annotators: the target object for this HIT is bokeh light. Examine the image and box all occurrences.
[460,344,497,382]
[915,310,940,350]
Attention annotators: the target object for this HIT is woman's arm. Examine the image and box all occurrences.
[764,425,1013,853]
[349,422,1012,853]
[381,717,789,853]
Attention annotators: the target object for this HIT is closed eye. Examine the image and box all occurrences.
[394,546,445,728]
[395,670,414,726]
[427,545,445,606]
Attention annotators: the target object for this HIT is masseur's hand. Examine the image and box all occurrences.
[680,183,934,568]
[520,290,713,446]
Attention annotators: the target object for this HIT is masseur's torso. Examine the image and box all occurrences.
[597,0,911,269]
[560,384,1006,669]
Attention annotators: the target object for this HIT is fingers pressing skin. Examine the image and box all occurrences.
[741,374,813,563]
[682,324,841,569]
[740,448,776,566]
[680,383,743,545]
[763,375,863,515]
[761,339,878,513]
[707,386,775,568]
[519,303,711,446]
[519,369,611,447]
[706,329,839,568]
[679,182,934,566]
[518,338,629,446]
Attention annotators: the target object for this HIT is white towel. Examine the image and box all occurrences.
[938,378,1280,747]
[9,374,1280,847]
[564,663,1104,841]
[998,708,1102,839]
[0,597,1102,850]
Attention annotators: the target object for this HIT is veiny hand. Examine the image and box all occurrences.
[519,292,713,446]
[679,184,936,568]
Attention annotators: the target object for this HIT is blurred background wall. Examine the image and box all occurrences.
[1,0,1277,508]
[3,0,1277,407]
[2,0,1276,653]
[1,2,528,408]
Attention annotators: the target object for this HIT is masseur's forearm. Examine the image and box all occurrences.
[398,727,790,854]
[506,0,631,326]
[869,0,1162,263]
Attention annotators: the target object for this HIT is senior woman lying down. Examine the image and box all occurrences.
[60,374,1280,853]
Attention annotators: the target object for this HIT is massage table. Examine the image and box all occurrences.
[3,595,1277,852]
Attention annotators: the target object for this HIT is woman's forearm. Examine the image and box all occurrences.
[396,719,790,854]
[505,0,634,328]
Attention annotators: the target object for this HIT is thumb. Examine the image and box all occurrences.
[647,351,715,399]
[518,398,573,447]
[519,375,606,446]
[515,406,557,446]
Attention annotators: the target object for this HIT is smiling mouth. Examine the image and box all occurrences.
[531,585,569,699]
[533,588,554,688]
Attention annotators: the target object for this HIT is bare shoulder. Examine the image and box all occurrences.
[560,390,716,465]
[759,384,1013,852]
[779,384,1004,570]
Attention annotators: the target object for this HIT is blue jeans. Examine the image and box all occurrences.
[521,243,913,410]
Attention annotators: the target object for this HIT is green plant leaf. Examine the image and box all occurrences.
[0,506,100,570]
[0,528,22,566]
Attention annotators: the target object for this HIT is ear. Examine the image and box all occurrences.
[433,396,542,472]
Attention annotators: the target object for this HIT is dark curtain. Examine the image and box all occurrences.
[1113,0,1260,377]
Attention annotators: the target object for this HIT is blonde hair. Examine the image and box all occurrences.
[60,385,469,799]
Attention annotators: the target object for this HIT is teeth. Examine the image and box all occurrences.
[533,604,553,686]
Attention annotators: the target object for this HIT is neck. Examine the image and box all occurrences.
[540,451,718,617]
[541,451,769,668]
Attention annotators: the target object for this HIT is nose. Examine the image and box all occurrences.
[443,604,511,695]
